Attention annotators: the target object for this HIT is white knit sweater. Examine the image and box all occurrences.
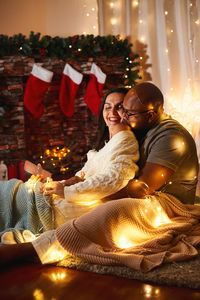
[52,130,139,226]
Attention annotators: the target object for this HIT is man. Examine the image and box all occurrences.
[113,82,198,204]
[1,82,199,269]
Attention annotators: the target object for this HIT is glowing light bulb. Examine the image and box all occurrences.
[167,68,170,72]
[111,18,117,25]
[110,2,114,8]
[195,19,200,25]
[155,289,160,296]
[139,19,143,24]
[144,285,152,297]
[51,271,66,281]
[86,13,90,17]
[171,29,174,33]
[140,36,146,42]
[165,49,168,53]
[132,0,139,7]
[165,11,168,15]
[49,250,66,262]
[118,237,133,248]
[33,289,44,300]
[153,214,171,227]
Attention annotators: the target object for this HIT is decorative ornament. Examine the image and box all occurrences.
[0,161,8,180]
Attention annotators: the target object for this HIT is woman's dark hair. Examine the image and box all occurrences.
[94,87,128,151]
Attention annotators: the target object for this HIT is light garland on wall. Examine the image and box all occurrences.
[81,0,98,35]
[163,0,200,134]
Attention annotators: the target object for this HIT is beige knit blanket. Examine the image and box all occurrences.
[56,193,200,272]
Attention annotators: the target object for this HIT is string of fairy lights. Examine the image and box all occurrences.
[81,0,98,35]
[39,146,71,174]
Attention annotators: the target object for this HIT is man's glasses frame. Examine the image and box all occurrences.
[122,109,155,118]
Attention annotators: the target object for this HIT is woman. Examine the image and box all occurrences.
[1,88,139,243]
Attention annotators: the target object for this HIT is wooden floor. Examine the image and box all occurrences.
[0,262,200,300]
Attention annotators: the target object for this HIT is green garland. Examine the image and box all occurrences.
[0,31,140,86]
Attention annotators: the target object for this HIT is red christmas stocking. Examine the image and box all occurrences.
[24,64,53,118]
[59,64,83,117]
[84,63,106,116]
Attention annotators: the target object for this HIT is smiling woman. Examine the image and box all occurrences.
[0,87,140,241]
[103,92,125,138]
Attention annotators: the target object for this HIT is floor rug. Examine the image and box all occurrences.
[57,248,200,290]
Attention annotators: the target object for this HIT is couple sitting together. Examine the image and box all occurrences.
[1,82,200,272]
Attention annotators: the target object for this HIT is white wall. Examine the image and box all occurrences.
[0,0,98,37]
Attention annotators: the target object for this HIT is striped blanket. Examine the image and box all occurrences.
[0,179,54,242]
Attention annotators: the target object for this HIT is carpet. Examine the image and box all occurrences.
[57,247,200,290]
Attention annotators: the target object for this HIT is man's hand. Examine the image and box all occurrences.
[126,179,149,198]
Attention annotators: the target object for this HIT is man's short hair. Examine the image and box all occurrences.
[134,82,164,111]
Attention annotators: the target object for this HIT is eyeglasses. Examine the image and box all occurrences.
[122,109,155,118]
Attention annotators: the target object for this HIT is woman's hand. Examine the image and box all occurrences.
[43,181,65,197]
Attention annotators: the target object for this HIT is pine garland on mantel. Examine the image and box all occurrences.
[0,31,141,87]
